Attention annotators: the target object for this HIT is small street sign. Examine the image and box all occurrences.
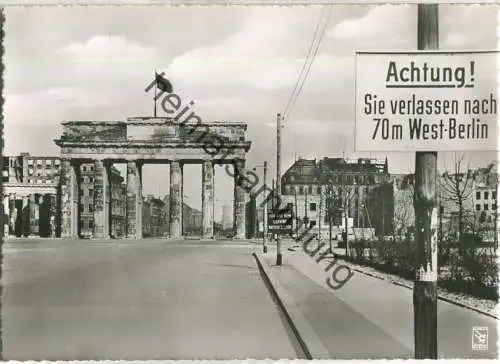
[268,206,293,235]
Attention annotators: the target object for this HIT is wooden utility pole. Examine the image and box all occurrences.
[414,3,439,359]
[328,186,333,252]
[276,113,283,266]
[294,187,298,238]
[263,161,268,253]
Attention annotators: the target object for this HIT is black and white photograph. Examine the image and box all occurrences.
[0,1,498,360]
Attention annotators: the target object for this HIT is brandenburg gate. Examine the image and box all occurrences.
[54,117,251,239]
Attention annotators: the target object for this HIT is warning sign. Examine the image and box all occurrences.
[355,51,499,152]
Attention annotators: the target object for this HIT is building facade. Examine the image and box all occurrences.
[471,162,498,242]
[2,153,61,238]
[142,195,167,237]
[79,163,126,238]
[183,204,202,236]
[280,157,390,241]
[2,153,127,239]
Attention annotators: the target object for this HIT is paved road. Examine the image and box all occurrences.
[2,238,305,360]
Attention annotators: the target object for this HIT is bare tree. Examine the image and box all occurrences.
[440,153,475,242]
[330,174,357,256]
[318,157,356,256]
[393,182,414,240]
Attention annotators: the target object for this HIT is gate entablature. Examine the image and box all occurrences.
[55,118,251,161]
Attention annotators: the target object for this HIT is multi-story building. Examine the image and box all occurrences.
[79,163,126,238]
[142,198,152,237]
[472,162,498,220]
[471,162,498,242]
[79,163,95,237]
[280,157,390,240]
[111,171,127,238]
[183,204,202,236]
[2,153,61,237]
[2,154,127,239]
[2,153,62,185]
[388,162,498,243]
[142,195,166,237]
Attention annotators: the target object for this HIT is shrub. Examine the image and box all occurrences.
[347,235,498,301]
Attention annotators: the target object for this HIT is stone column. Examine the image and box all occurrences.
[49,193,57,237]
[71,161,81,238]
[9,194,17,237]
[202,160,214,239]
[61,160,80,238]
[170,161,183,238]
[93,160,111,239]
[22,195,29,237]
[135,162,143,240]
[233,159,246,239]
[126,160,143,239]
[3,194,9,238]
[29,194,39,237]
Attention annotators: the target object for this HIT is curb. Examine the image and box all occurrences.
[253,252,331,360]
[337,258,499,320]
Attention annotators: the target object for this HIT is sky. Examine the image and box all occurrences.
[3,4,499,218]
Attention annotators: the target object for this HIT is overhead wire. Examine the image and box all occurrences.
[283,6,328,120]
[283,5,333,122]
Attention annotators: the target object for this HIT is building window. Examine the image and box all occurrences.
[80,205,84,213]
[316,186,321,194]
[54,159,60,166]
[484,191,489,200]
[484,204,489,211]
[307,186,312,194]
[27,179,33,183]
[286,202,293,210]
[493,191,497,200]
[89,204,93,213]
[310,203,317,211]
[89,220,93,229]
[476,191,481,200]
[310,220,316,227]
[46,179,52,184]
[299,186,304,194]
[27,159,33,165]
[493,204,497,210]
[476,204,481,211]
[82,166,87,172]
[89,189,93,197]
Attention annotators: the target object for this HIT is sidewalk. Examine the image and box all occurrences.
[256,247,498,359]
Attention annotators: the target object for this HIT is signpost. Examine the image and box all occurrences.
[268,206,293,236]
[355,50,498,152]
[354,4,498,359]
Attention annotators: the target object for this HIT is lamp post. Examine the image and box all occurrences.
[253,162,268,253]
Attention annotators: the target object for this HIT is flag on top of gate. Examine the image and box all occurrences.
[155,72,173,93]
